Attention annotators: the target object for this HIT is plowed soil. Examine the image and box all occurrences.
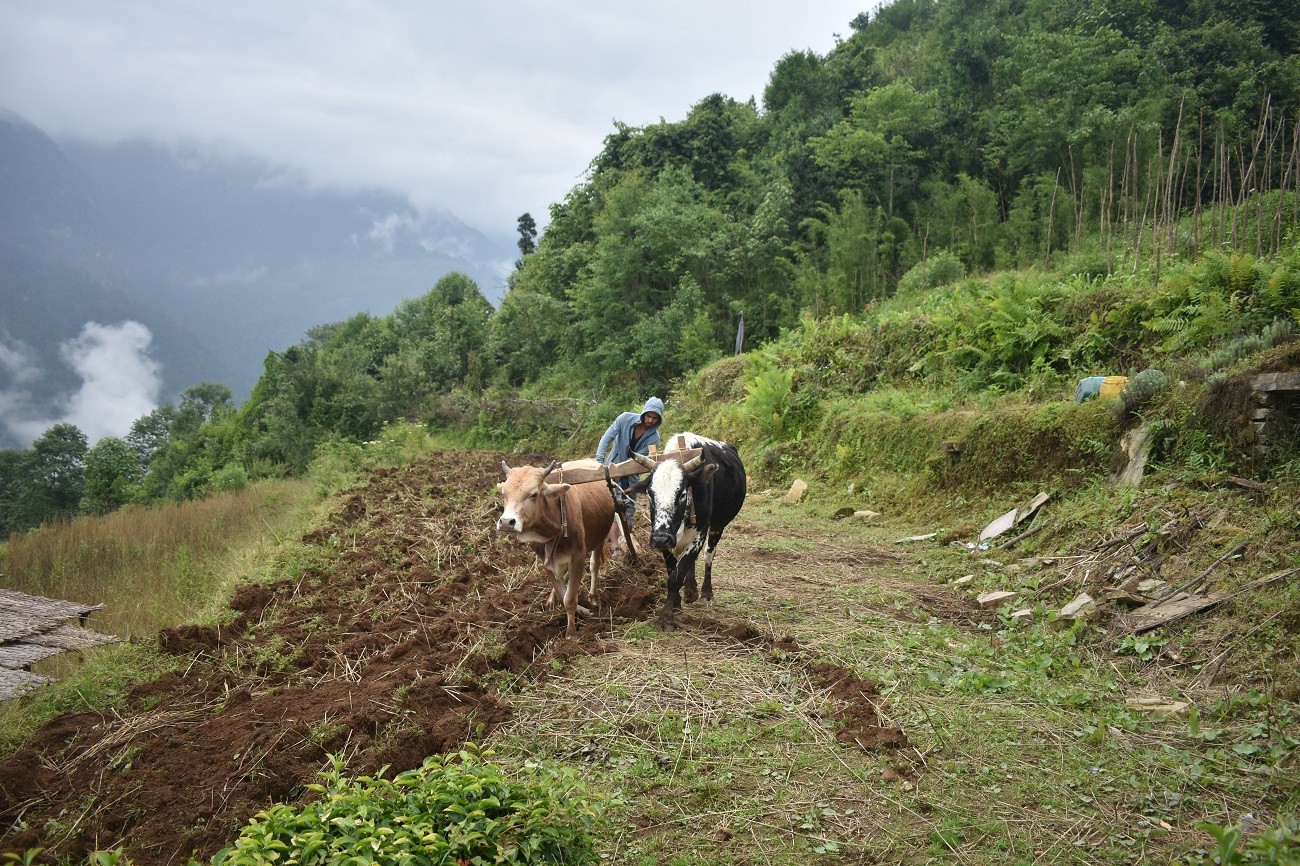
[1,451,907,864]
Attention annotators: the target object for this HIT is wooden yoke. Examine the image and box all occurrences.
[554,448,703,484]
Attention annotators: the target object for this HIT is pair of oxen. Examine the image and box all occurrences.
[495,433,746,634]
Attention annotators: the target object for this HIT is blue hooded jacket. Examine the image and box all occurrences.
[595,397,664,465]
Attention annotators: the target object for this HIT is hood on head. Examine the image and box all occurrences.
[640,396,665,426]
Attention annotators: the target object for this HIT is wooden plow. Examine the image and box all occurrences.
[540,438,703,565]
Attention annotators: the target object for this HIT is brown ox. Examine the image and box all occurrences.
[495,460,616,637]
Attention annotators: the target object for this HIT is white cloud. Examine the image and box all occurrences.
[187,265,270,289]
[0,335,41,387]
[0,1,867,233]
[1,321,162,446]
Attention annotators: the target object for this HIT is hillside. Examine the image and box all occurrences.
[2,435,1296,863]
[2,0,1300,859]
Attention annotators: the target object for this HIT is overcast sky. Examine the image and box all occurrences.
[0,1,867,237]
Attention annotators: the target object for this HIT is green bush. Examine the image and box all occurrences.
[1115,368,1170,423]
[365,421,437,467]
[306,437,367,495]
[897,250,966,296]
[210,462,251,493]
[213,750,602,866]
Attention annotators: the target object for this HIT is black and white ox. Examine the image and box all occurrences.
[627,433,746,629]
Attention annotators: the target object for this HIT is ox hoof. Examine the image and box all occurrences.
[683,586,698,604]
[655,616,677,632]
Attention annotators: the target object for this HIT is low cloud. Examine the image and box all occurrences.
[1,321,163,446]
[187,265,269,289]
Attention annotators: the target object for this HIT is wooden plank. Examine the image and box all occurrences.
[27,624,119,651]
[0,614,57,643]
[0,588,103,621]
[0,668,51,702]
[553,449,703,485]
[1129,592,1229,634]
[0,642,64,670]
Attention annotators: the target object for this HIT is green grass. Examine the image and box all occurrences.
[484,488,1300,864]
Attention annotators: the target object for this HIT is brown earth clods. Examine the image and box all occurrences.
[0,451,903,864]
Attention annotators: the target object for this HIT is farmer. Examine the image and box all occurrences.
[595,397,664,476]
[595,397,664,556]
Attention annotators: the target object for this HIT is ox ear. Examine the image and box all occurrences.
[543,482,571,497]
[690,464,719,484]
[496,480,506,493]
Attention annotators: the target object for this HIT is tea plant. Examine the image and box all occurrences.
[211,748,602,865]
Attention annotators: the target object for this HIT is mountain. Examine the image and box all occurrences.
[0,110,514,438]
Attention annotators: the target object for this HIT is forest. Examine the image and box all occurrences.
[3,0,1299,531]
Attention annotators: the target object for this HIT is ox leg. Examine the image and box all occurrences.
[587,549,603,606]
[679,530,708,605]
[657,552,681,630]
[551,570,566,608]
[564,551,584,637]
[681,559,699,604]
[701,530,725,602]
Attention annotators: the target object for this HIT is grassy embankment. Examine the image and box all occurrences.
[475,252,1300,862]
[6,247,1300,862]
[0,478,316,756]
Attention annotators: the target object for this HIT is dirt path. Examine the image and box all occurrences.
[0,450,924,864]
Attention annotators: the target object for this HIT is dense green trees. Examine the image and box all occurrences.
[0,423,88,533]
[6,0,1300,531]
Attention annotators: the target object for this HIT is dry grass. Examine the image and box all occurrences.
[0,480,311,639]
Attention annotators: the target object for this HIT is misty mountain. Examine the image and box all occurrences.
[0,109,514,446]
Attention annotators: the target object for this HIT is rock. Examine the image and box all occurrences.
[1059,593,1097,620]
[852,509,880,520]
[1136,578,1167,594]
[784,479,808,503]
[977,590,1018,608]
[951,574,975,586]
[832,506,856,519]
[1010,608,1034,622]
[746,493,767,503]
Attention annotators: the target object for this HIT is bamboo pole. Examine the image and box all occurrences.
[1193,107,1204,256]
[1151,132,1165,282]
[1163,95,1186,258]
[1045,167,1060,269]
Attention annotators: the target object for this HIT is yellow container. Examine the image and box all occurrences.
[1099,375,1129,399]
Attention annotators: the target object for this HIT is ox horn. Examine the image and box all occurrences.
[540,460,559,480]
[630,452,657,470]
[501,460,512,473]
[681,455,704,472]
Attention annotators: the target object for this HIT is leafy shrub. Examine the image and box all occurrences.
[171,465,213,501]
[742,363,794,443]
[1192,318,1298,379]
[213,750,601,865]
[306,437,366,494]
[210,462,250,493]
[365,421,436,467]
[897,250,966,296]
[1115,368,1169,423]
